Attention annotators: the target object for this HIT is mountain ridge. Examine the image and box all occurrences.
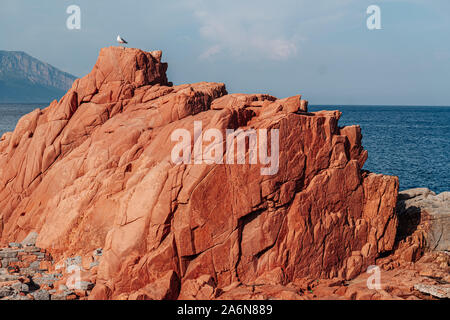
[0,50,77,103]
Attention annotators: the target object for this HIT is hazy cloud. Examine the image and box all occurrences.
[192,3,304,61]
[1,0,449,105]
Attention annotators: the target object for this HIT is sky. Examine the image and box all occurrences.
[1,0,449,106]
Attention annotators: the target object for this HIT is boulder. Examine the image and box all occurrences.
[397,188,449,251]
[0,47,400,299]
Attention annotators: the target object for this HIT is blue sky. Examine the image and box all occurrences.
[1,0,449,105]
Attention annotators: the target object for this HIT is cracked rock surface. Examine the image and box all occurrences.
[0,47,404,299]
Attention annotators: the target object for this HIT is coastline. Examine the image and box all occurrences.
[0,47,448,300]
[1,187,448,300]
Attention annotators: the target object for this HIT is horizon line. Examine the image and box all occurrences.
[1,102,450,108]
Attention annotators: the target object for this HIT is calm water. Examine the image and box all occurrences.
[0,103,47,135]
[1,104,449,193]
[310,105,450,193]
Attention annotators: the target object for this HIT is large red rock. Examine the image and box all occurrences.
[0,47,399,299]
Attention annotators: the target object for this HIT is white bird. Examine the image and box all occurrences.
[117,35,128,45]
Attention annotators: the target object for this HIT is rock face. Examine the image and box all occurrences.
[396,188,449,252]
[0,47,399,299]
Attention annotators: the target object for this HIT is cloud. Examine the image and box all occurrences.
[199,45,221,59]
[192,3,304,61]
[189,0,378,61]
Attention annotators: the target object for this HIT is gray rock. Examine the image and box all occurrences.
[11,282,29,293]
[75,281,95,291]
[8,242,22,249]
[50,289,75,300]
[31,289,50,300]
[29,261,41,271]
[0,274,20,282]
[0,287,14,298]
[34,252,46,260]
[21,232,39,246]
[0,251,18,259]
[32,275,56,287]
[65,256,82,268]
[414,283,450,299]
[1,257,19,268]
[63,289,75,296]
[24,246,41,253]
[15,294,32,300]
[398,188,450,251]
[50,293,67,300]
[89,261,99,269]
[398,188,435,200]
[18,268,36,276]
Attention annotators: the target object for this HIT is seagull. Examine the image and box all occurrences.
[117,35,128,45]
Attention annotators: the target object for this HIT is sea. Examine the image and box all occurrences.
[0,103,449,193]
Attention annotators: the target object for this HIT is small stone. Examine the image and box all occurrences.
[0,274,20,281]
[75,281,95,291]
[32,275,55,287]
[0,287,14,298]
[414,284,450,299]
[65,256,82,268]
[0,251,18,259]
[31,289,50,300]
[34,252,46,259]
[50,294,66,300]
[93,248,103,257]
[29,261,41,271]
[24,246,40,253]
[11,282,29,293]
[63,289,75,296]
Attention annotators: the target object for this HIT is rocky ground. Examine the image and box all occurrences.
[213,188,450,300]
[206,251,449,300]
[1,188,447,300]
[0,47,448,300]
[0,233,96,300]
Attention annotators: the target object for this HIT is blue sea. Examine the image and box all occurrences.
[310,105,450,193]
[1,103,449,193]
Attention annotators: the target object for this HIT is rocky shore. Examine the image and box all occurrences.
[0,47,448,300]
[1,188,448,300]
[0,233,97,300]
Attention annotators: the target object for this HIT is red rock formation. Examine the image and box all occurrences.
[0,47,399,300]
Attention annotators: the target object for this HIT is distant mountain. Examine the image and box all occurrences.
[0,51,77,103]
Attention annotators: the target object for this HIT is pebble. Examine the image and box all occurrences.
[65,256,82,268]
[31,289,50,300]
[0,241,91,300]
